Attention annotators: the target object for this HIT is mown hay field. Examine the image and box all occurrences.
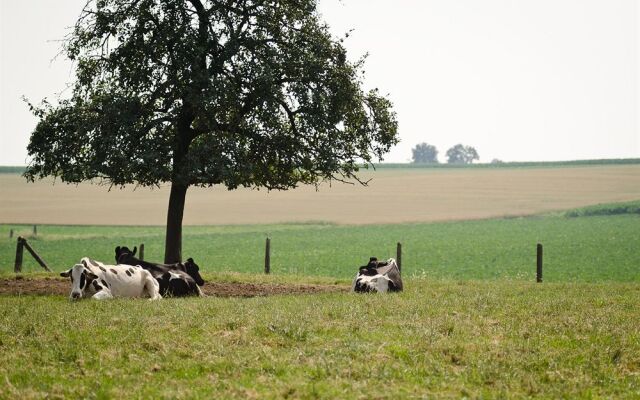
[2,165,640,225]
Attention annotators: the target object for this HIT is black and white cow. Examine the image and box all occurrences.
[352,257,403,293]
[60,258,161,300]
[114,246,204,297]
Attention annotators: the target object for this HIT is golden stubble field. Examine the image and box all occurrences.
[1,165,639,225]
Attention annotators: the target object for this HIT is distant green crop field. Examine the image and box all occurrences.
[1,280,639,398]
[0,166,26,174]
[2,211,639,282]
[372,158,640,169]
[2,158,640,175]
[565,200,640,218]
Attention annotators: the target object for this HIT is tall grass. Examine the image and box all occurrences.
[0,280,638,398]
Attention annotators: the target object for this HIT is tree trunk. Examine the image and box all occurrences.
[164,182,188,264]
[166,92,196,264]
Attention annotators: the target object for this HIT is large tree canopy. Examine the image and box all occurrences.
[25,0,399,262]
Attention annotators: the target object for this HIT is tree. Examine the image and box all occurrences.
[446,144,479,164]
[25,0,399,263]
[411,143,438,164]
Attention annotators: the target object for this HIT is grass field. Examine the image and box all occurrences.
[1,280,639,399]
[2,165,640,225]
[0,215,637,398]
[1,164,639,398]
[2,209,639,282]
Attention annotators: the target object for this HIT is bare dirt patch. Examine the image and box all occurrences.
[0,277,348,298]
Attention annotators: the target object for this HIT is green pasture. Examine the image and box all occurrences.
[1,204,639,398]
[1,280,639,399]
[2,210,639,282]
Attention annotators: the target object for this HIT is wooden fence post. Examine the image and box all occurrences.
[22,239,52,272]
[265,238,271,274]
[9,229,13,239]
[33,225,37,236]
[536,243,543,283]
[14,237,24,273]
[139,244,145,261]
[396,242,402,273]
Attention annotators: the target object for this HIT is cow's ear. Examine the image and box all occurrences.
[132,246,137,256]
[60,269,72,278]
[85,270,98,280]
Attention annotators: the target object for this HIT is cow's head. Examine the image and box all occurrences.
[115,246,137,264]
[60,263,99,300]
[184,258,205,286]
[359,257,379,276]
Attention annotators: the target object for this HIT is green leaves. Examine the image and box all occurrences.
[26,0,399,190]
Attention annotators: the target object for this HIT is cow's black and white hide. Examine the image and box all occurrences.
[114,246,203,297]
[60,258,161,301]
[352,257,403,293]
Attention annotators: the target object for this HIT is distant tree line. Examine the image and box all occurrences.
[411,143,439,164]
[411,143,479,164]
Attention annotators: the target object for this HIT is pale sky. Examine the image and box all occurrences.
[1,0,638,165]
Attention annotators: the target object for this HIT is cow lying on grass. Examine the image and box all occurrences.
[114,246,204,297]
[60,258,161,301]
[352,257,403,293]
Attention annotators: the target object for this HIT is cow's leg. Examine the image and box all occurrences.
[92,289,113,300]
[142,270,162,300]
[376,277,392,293]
